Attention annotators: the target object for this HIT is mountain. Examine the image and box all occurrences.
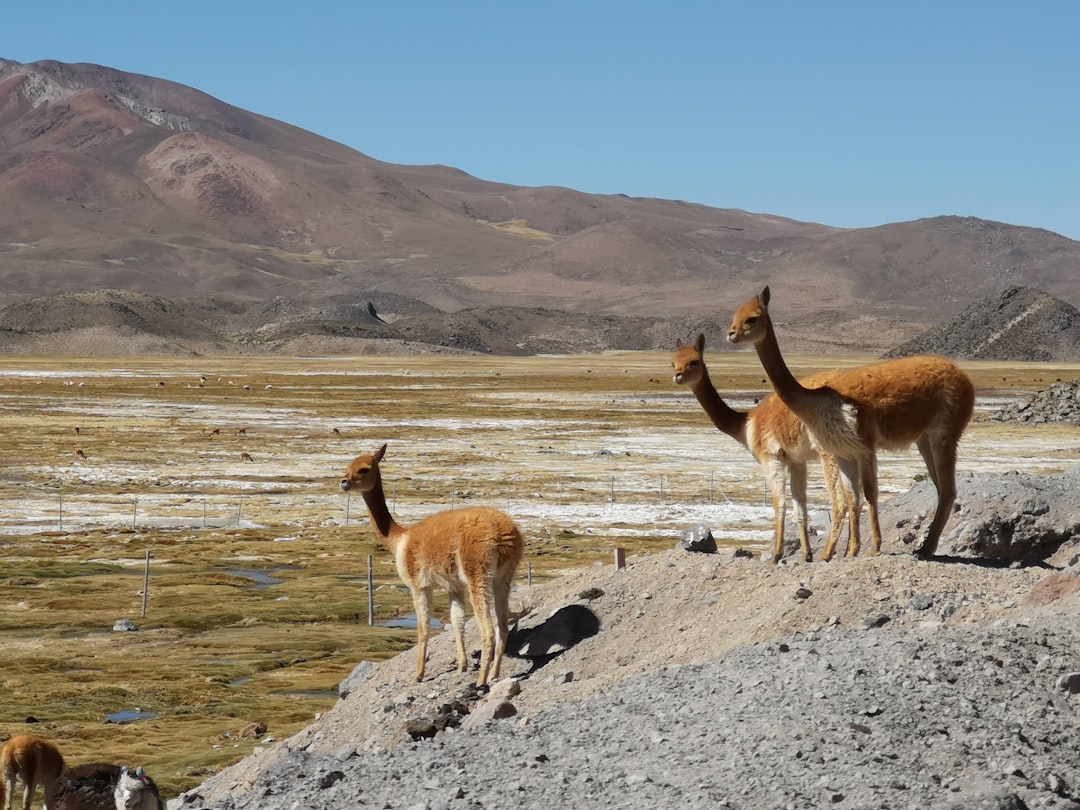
[886,286,1080,361]
[2,57,1079,355]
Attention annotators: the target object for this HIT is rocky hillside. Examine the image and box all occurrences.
[174,466,1080,810]
[2,57,1080,356]
[886,287,1080,361]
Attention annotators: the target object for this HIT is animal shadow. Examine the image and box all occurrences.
[506,604,600,674]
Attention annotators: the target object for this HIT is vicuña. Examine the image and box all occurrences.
[672,333,852,562]
[340,444,525,686]
[727,286,975,559]
[2,734,65,810]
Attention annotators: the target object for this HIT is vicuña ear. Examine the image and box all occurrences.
[374,443,387,462]
[695,333,705,352]
[760,286,771,307]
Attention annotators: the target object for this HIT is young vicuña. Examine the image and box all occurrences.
[2,734,65,810]
[340,444,524,686]
[672,333,853,562]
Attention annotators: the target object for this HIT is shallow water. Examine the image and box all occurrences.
[105,709,160,724]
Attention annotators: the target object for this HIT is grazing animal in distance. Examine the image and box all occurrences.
[2,734,65,810]
[75,449,87,461]
[340,444,524,686]
[240,452,254,462]
[672,333,850,562]
[727,286,975,559]
[45,763,164,810]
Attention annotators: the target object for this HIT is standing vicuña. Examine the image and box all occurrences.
[672,334,851,562]
[45,763,165,810]
[727,286,975,559]
[340,444,525,686]
[2,734,65,810]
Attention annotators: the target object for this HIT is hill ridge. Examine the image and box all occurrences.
[2,57,1080,354]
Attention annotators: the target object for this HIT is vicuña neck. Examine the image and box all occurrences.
[360,473,405,545]
[691,363,749,446]
[753,318,816,413]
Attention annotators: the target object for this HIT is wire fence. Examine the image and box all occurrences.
[0,472,785,537]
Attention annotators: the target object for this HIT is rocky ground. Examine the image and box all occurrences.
[991,379,1080,425]
[171,462,1080,810]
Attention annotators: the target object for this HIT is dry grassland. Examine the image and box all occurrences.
[0,352,1077,799]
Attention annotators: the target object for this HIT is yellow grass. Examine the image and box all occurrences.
[485,218,555,240]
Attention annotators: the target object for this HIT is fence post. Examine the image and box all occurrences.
[141,549,151,618]
[367,554,374,626]
[614,548,626,570]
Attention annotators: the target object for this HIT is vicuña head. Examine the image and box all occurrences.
[341,444,525,686]
[727,285,975,560]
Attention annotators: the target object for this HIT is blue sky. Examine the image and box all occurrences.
[5,1,1079,239]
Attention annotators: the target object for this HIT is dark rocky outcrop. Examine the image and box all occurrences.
[886,286,1080,361]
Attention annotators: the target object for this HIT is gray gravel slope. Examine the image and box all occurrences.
[178,618,1080,810]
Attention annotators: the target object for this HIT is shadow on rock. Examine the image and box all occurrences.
[507,604,601,674]
[922,554,1059,570]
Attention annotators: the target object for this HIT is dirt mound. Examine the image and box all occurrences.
[885,286,1080,361]
[180,467,1080,810]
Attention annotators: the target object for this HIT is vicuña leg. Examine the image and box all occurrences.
[860,454,883,556]
[492,576,512,681]
[762,458,792,563]
[823,456,863,561]
[468,581,497,687]
[788,461,813,562]
[448,591,468,673]
[412,585,434,682]
[916,433,959,559]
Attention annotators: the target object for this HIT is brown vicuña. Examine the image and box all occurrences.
[2,734,65,810]
[340,444,524,686]
[672,334,852,562]
[727,286,975,559]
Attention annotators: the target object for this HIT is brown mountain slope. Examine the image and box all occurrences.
[1,56,1079,354]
